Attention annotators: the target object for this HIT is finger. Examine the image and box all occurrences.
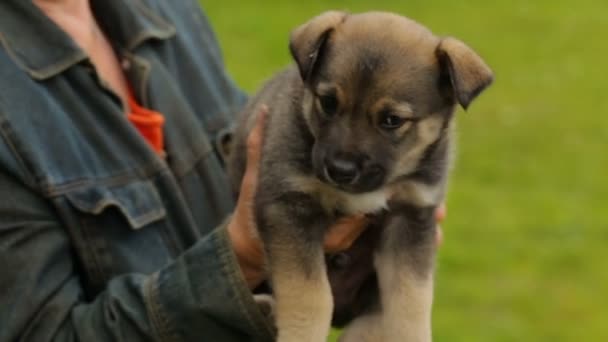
[435,202,446,223]
[245,105,268,173]
[240,105,269,201]
[324,215,368,253]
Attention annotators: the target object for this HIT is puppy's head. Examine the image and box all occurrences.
[290,11,493,193]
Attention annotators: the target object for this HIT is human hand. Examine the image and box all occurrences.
[325,203,446,253]
[227,106,268,289]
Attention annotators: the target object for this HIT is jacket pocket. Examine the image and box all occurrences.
[58,179,172,297]
[64,179,166,230]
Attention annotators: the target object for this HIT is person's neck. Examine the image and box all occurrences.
[32,0,98,48]
[33,0,92,20]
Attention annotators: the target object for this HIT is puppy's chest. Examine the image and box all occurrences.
[329,188,390,215]
[315,181,444,216]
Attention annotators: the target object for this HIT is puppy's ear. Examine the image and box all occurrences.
[436,37,494,109]
[289,11,347,82]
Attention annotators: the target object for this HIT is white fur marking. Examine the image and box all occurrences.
[339,188,390,215]
[287,175,390,215]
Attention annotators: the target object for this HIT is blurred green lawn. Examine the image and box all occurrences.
[201,1,608,340]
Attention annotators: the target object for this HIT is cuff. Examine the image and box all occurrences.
[145,222,274,341]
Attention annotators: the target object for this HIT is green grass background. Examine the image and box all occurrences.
[201,1,608,340]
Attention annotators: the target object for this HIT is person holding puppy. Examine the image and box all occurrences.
[0,0,444,341]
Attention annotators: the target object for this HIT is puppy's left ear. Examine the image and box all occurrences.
[436,37,494,109]
[289,11,348,82]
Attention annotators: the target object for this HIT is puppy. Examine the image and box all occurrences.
[228,11,493,342]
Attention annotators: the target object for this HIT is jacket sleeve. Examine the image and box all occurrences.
[0,169,273,342]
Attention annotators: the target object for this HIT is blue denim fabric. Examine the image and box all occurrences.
[0,0,273,340]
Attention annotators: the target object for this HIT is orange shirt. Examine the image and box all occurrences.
[126,90,165,155]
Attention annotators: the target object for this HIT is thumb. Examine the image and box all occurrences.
[240,105,269,200]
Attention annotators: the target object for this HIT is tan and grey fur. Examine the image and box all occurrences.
[228,11,493,342]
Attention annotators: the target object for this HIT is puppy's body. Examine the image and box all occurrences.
[228,11,492,342]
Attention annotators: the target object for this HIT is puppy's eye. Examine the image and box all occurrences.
[318,94,338,117]
[380,113,409,129]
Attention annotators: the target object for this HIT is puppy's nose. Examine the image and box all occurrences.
[324,156,360,185]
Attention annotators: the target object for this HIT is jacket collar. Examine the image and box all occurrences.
[0,0,175,80]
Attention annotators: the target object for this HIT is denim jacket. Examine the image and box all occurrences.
[0,0,273,340]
